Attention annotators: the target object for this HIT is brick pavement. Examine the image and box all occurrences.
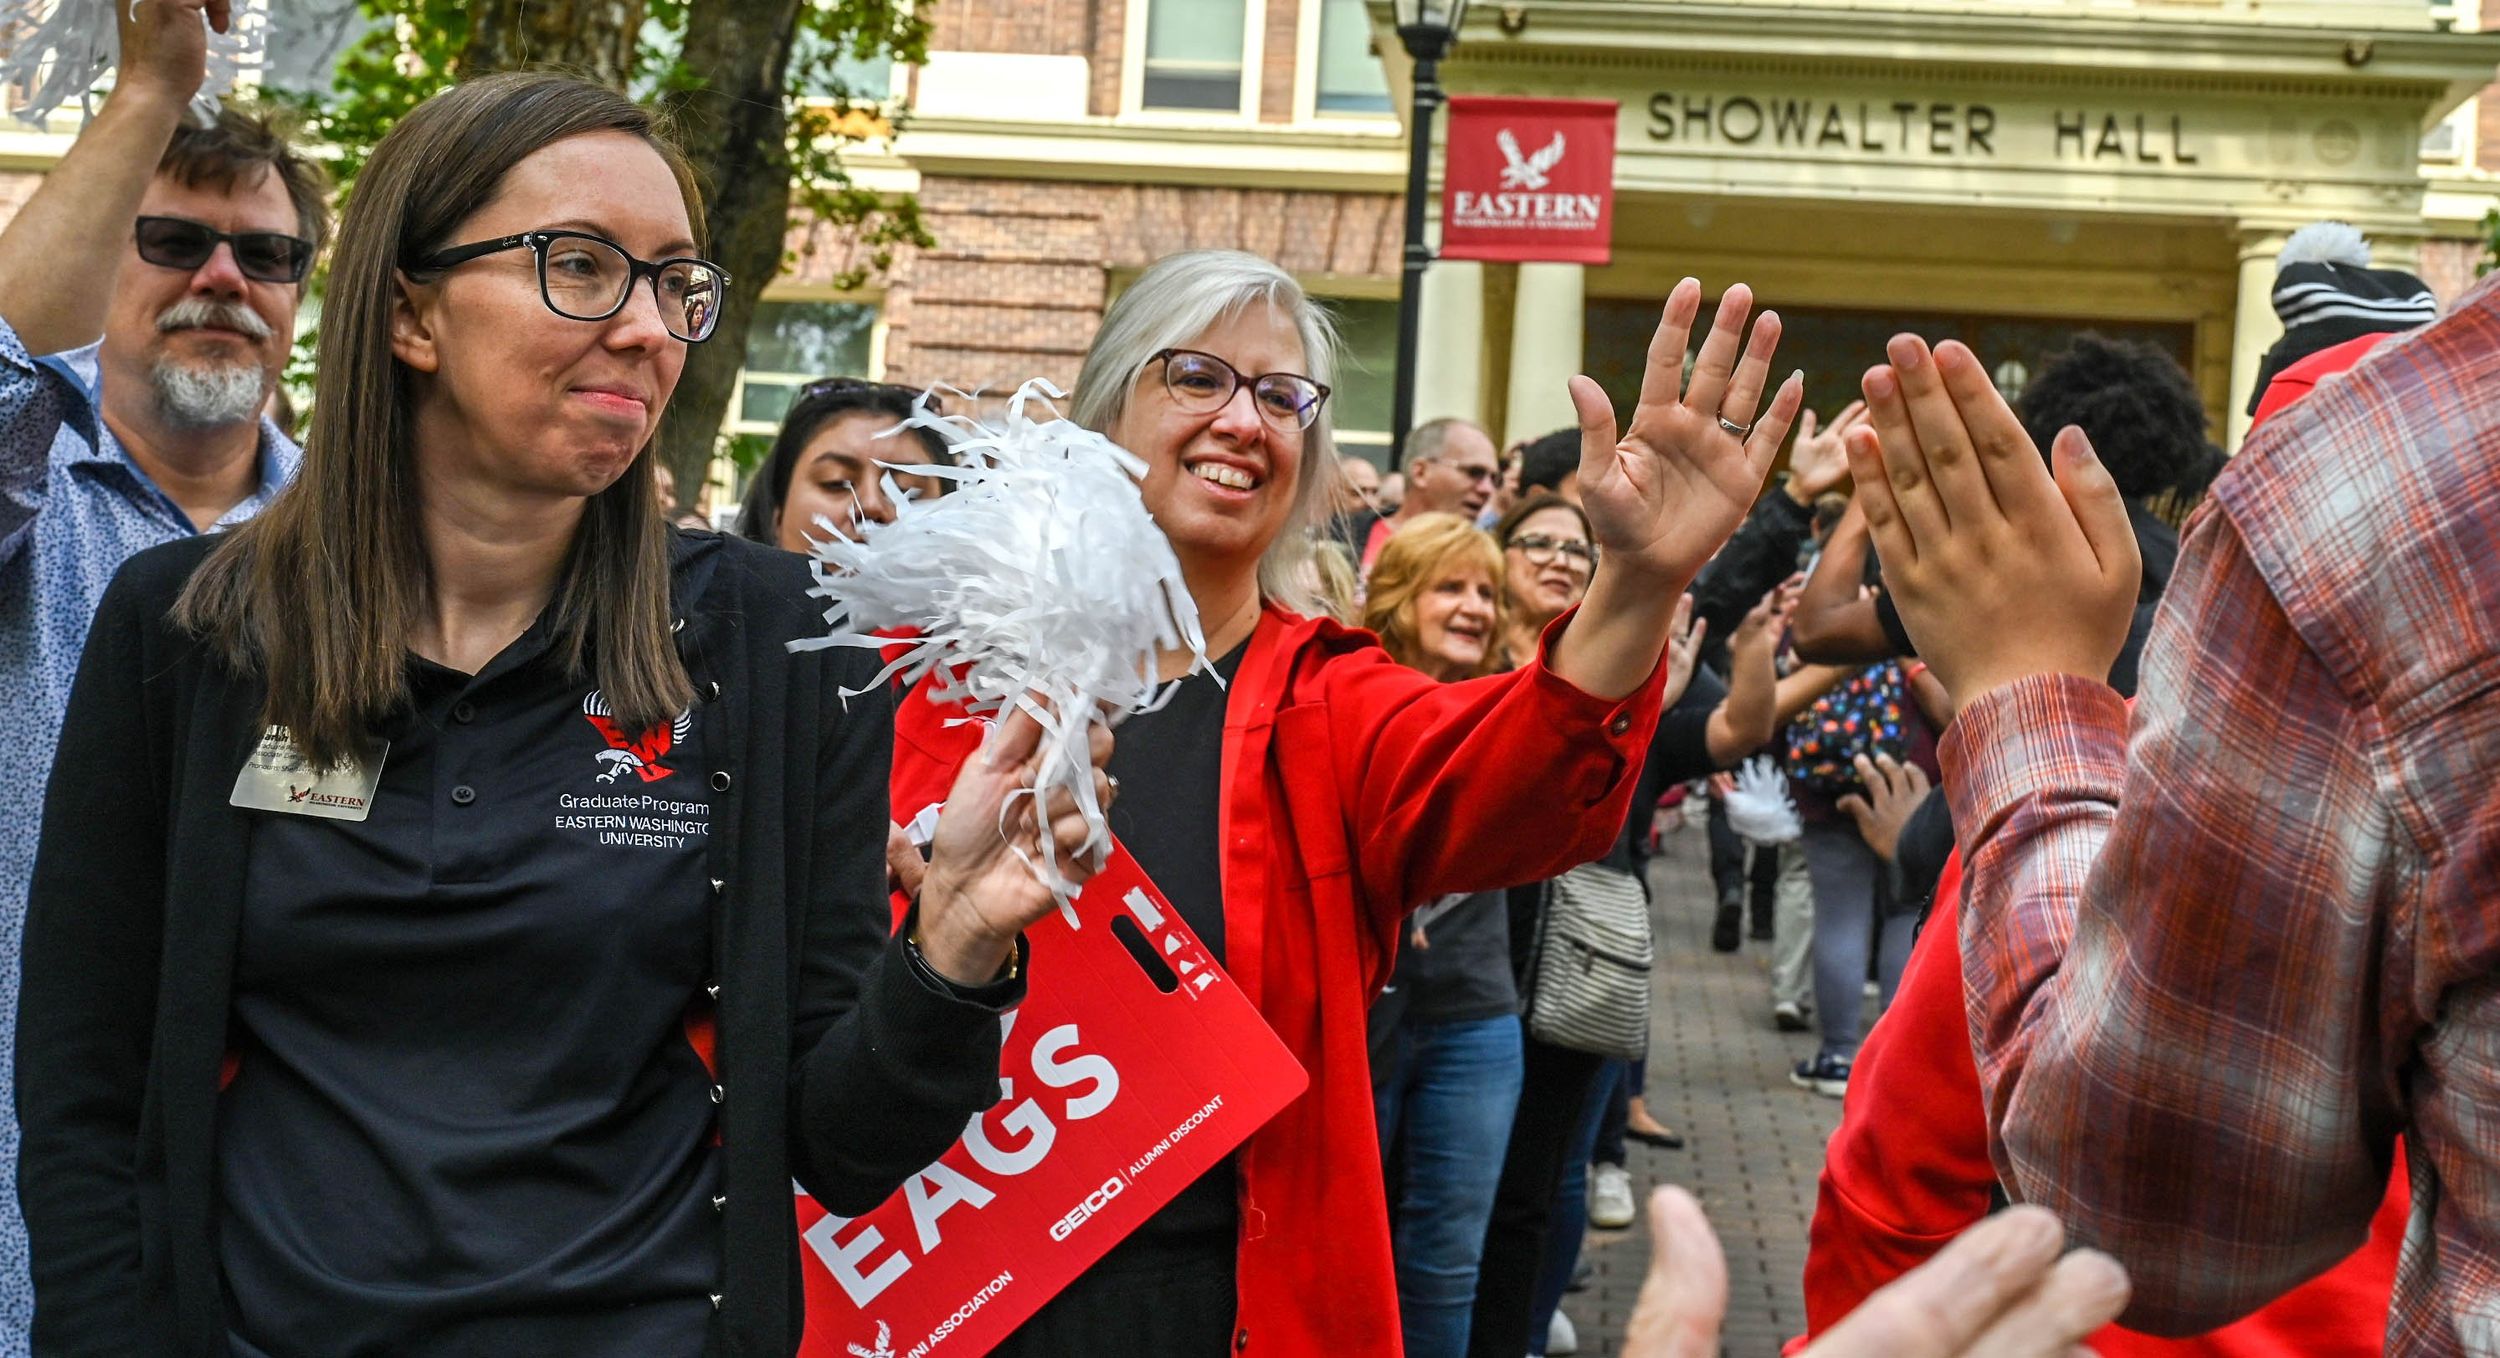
[1548,823,1846,1358]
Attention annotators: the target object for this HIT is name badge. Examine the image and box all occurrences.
[229,726,388,822]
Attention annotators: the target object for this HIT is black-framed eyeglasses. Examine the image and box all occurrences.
[134,216,313,284]
[411,229,730,343]
[1151,348,1331,431]
[1508,532,1597,570]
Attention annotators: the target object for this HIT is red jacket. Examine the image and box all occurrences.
[1799,851,2408,1356]
[891,604,1670,1355]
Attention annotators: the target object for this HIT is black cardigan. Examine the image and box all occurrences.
[17,529,1012,1357]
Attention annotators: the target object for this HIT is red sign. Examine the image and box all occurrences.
[790,695,1309,1358]
[1440,96,1619,265]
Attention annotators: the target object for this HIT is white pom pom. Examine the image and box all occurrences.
[2278,222,2372,272]
[1723,757,1801,846]
[0,0,270,128]
[794,379,1207,919]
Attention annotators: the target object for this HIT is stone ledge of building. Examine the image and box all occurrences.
[1446,1,2500,97]
[891,115,1407,193]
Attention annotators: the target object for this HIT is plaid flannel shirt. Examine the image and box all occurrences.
[1945,273,2500,1354]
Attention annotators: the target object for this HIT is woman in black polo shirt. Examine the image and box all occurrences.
[17,69,1104,1358]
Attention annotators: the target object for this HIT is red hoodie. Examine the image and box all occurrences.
[890,604,1670,1356]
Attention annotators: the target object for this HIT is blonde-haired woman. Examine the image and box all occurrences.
[1359,514,1522,1358]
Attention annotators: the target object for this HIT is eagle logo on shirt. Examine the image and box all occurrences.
[581,690,694,784]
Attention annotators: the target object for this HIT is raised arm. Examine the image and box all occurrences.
[1548,280,1805,701]
[1791,500,1897,666]
[1848,332,2399,1330]
[1701,583,1790,763]
[0,0,213,357]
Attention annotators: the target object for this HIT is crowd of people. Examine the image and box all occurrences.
[1,2,2495,1356]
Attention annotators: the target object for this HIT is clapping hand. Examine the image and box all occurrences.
[1569,280,1806,590]
[1625,1186,2129,1358]
[1845,337,2139,708]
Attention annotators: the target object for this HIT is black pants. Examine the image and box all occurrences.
[1466,1035,1607,1358]
[1707,796,1747,901]
[988,1228,1237,1356]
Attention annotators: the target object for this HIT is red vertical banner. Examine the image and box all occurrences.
[1439,96,1619,265]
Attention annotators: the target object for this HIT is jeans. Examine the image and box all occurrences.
[1802,820,1915,1058]
[1528,1058,1624,1351]
[1374,1014,1526,1358]
[1593,1057,1641,1168]
[1468,1037,1604,1358]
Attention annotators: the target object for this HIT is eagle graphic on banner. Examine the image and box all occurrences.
[1497,128,1567,190]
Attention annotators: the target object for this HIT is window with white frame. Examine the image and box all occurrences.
[1314,0,1392,116]
[1141,0,1250,111]
[732,299,882,433]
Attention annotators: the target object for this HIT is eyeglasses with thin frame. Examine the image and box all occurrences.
[1151,348,1331,431]
[134,215,313,284]
[411,229,730,343]
[1508,532,1598,570]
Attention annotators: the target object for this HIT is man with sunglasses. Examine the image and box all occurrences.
[0,4,328,1354]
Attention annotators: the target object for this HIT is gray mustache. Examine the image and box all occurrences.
[156,298,272,341]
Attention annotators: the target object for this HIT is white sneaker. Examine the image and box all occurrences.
[1546,1308,1580,1355]
[1589,1162,1637,1230]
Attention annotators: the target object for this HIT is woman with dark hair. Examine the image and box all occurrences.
[733,376,952,550]
[19,61,1105,1357]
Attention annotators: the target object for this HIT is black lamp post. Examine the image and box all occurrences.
[1387,0,1468,470]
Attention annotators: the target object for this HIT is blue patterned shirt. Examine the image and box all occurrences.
[0,317,296,1357]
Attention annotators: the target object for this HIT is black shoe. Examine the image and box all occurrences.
[1748,912,1776,941]
[1711,901,1743,953]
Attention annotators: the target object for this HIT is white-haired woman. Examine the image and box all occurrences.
[957,250,1802,1355]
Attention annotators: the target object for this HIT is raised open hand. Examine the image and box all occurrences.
[1568,279,1805,589]
[1787,400,1869,505]
[1662,595,1705,708]
[1846,336,2140,707]
[1732,576,1801,655]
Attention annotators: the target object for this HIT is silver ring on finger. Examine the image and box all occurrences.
[1105,773,1120,803]
[1718,414,1754,439]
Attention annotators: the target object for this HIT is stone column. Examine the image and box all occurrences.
[2227,228,2288,452]
[1413,259,1485,430]
[1504,262,1586,448]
